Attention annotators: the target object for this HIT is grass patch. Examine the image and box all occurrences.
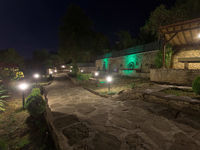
[78,75,152,96]
[0,99,55,150]
[163,88,200,99]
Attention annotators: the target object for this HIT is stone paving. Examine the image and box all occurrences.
[46,73,200,150]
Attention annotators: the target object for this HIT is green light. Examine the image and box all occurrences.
[102,58,109,71]
[122,54,142,75]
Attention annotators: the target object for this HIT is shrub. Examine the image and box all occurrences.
[154,44,173,68]
[130,82,136,89]
[192,76,200,95]
[76,74,91,81]
[0,85,9,112]
[25,88,46,117]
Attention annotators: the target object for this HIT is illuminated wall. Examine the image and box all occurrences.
[122,53,142,75]
[95,50,159,76]
[101,58,110,71]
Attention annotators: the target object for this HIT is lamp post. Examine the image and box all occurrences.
[106,76,112,92]
[33,73,40,85]
[18,83,29,109]
[61,65,66,69]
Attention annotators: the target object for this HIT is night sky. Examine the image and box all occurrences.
[0,0,176,58]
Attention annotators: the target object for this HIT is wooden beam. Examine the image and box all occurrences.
[160,17,200,30]
[162,26,200,34]
[181,26,189,45]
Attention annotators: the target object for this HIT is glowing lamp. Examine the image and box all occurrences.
[106,76,112,83]
[33,73,40,79]
[198,33,200,38]
[94,72,99,76]
[54,70,57,73]
[18,83,29,91]
[18,82,29,109]
[61,65,66,68]
[70,70,72,72]
[80,69,84,73]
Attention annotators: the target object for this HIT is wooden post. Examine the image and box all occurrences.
[163,43,166,68]
[184,62,189,69]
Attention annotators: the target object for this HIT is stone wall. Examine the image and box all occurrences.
[150,69,200,86]
[172,49,200,69]
[95,50,159,77]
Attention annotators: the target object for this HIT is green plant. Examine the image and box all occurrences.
[0,139,8,150]
[0,85,9,112]
[25,88,46,117]
[130,82,136,89]
[76,73,91,81]
[72,63,79,75]
[192,76,200,95]
[155,45,173,68]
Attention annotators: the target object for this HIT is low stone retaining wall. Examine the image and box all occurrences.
[142,89,200,115]
[150,69,200,86]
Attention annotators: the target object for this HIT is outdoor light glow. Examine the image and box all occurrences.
[70,70,72,72]
[61,65,66,68]
[18,83,29,91]
[33,73,40,79]
[49,71,53,74]
[198,33,200,38]
[106,76,112,83]
[54,70,57,73]
[70,66,73,68]
[95,72,99,76]
[80,69,84,73]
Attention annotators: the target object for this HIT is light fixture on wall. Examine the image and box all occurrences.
[198,33,200,38]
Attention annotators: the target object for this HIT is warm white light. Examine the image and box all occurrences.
[54,70,57,73]
[33,73,40,79]
[106,76,112,83]
[70,66,73,68]
[198,33,200,38]
[49,71,53,74]
[70,70,72,72]
[80,69,84,73]
[61,65,66,68]
[18,83,29,91]
[95,72,99,76]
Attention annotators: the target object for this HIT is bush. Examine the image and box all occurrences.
[192,76,200,95]
[0,85,9,112]
[154,45,173,68]
[76,74,91,81]
[25,88,46,117]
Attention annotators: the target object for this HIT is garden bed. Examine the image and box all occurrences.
[69,73,154,97]
[0,99,55,150]
[162,87,200,100]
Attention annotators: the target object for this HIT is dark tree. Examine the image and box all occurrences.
[59,4,110,62]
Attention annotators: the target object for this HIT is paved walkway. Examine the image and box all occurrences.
[46,73,200,150]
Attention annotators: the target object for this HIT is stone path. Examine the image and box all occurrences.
[46,73,200,150]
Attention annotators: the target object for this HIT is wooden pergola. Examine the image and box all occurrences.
[159,17,200,68]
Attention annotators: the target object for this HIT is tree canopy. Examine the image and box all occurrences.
[139,0,200,43]
[59,4,109,63]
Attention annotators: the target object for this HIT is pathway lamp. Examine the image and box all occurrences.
[33,73,40,85]
[18,82,29,109]
[61,65,66,69]
[54,69,57,73]
[198,33,200,38]
[80,69,84,73]
[94,71,99,77]
[106,76,113,92]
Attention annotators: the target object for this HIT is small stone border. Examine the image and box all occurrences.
[142,88,200,115]
[43,80,71,150]
[67,75,110,98]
